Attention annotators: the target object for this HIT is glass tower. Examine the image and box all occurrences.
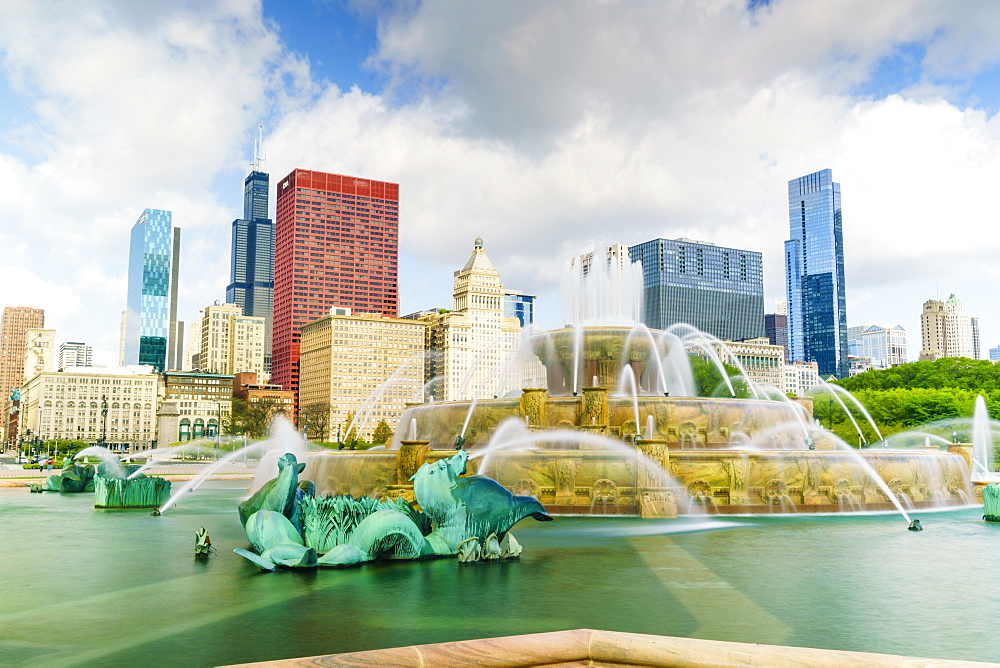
[124,208,173,372]
[784,169,848,378]
[628,238,764,341]
[504,291,535,328]
[226,169,274,357]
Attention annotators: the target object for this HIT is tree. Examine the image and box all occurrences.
[225,398,286,439]
[371,419,393,446]
[341,412,358,445]
[689,354,748,397]
[300,402,331,441]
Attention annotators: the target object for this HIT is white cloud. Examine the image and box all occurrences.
[4,0,1000,366]
[0,0,287,363]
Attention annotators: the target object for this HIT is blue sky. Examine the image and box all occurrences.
[3,0,1000,365]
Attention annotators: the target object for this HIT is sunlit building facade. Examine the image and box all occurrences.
[920,295,977,361]
[272,169,399,401]
[1,306,44,447]
[847,324,906,369]
[19,366,158,451]
[299,308,427,441]
[784,169,848,378]
[421,239,523,402]
[58,342,93,371]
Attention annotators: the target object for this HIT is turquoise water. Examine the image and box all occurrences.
[1,484,998,666]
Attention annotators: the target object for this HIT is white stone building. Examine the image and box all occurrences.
[20,365,159,451]
[784,360,822,396]
[421,238,523,402]
[23,329,55,382]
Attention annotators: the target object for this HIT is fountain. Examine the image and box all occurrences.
[29,446,171,508]
[301,324,972,520]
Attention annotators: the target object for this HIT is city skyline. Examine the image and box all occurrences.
[5,3,1000,364]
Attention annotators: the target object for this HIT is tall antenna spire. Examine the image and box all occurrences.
[251,124,266,172]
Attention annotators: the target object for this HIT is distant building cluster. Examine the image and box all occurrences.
[1,160,991,453]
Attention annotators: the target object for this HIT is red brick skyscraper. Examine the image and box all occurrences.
[1,306,44,446]
[272,169,399,396]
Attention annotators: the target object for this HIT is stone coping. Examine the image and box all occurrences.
[0,474,253,488]
[221,628,998,667]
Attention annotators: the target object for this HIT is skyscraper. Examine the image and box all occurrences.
[193,302,267,378]
[0,306,44,447]
[920,294,976,360]
[123,208,177,372]
[272,169,399,397]
[629,237,764,341]
[784,169,848,378]
[226,143,274,360]
[0,306,44,398]
[166,227,182,370]
[764,313,789,362]
[58,342,93,370]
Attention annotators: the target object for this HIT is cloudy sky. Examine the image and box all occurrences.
[2,0,1000,365]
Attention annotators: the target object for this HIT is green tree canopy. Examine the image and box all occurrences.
[837,357,1000,392]
[371,419,393,445]
[689,354,751,398]
[225,398,286,440]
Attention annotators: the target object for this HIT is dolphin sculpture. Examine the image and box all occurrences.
[238,453,305,528]
[235,449,552,571]
[411,449,552,555]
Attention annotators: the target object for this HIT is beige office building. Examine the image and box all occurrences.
[24,329,56,382]
[300,308,427,441]
[190,303,267,379]
[19,365,159,451]
[419,238,523,402]
[920,294,977,361]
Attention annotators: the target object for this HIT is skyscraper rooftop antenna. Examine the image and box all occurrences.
[251,124,266,173]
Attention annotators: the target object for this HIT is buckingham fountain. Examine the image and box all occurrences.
[304,324,972,520]
[300,236,975,523]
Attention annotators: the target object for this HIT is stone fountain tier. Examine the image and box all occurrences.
[531,326,679,395]
[391,393,817,451]
[306,445,972,517]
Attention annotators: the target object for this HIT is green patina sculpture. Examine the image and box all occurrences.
[94,471,171,509]
[31,460,96,493]
[983,483,1000,522]
[235,450,551,571]
[31,457,170,509]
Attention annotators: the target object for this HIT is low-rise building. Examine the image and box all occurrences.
[848,324,906,369]
[784,360,822,396]
[233,372,294,417]
[711,337,785,390]
[158,370,233,443]
[20,365,159,452]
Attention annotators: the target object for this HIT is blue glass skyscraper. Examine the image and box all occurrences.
[629,237,764,341]
[124,208,174,372]
[226,168,274,355]
[784,169,848,378]
[504,291,535,328]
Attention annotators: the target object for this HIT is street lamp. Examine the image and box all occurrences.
[99,395,109,447]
